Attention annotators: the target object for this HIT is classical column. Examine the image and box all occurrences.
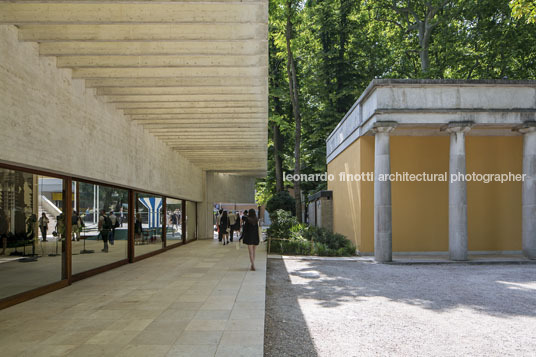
[517,123,536,259]
[373,122,397,263]
[446,123,472,261]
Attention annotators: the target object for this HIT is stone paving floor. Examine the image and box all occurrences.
[0,239,266,357]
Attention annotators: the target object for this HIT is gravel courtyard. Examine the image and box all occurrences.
[264,258,536,357]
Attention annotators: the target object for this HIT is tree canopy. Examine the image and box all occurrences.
[259,0,536,217]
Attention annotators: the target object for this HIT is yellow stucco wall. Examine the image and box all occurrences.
[327,139,361,250]
[328,134,522,253]
[391,136,450,252]
[466,136,522,251]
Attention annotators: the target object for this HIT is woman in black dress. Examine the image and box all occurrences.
[242,209,260,271]
[219,211,230,245]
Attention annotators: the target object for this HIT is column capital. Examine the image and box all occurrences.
[443,121,474,134]
[513,121,536,135]
[371,121,397,134]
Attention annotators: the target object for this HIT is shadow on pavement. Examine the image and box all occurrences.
[264,259,319,357]
[287,260,536,317]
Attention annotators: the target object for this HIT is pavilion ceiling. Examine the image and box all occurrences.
[0,0,268,173]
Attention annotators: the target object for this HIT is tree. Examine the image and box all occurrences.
[372,0,457,74]
[510,0,536,23]
[260,0,536,224]
[285,0,304,222]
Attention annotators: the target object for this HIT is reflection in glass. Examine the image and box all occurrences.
[134,193,163,256]
[185,201,197,242]
[0,168,64,299]
[166,198,183,244]
[71,182,128,275]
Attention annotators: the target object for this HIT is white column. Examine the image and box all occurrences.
[373,122,397,263]
[519,124,536,259]
[446,124,471,261]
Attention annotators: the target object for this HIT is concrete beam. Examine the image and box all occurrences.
[19,23,267,41]
[98,86,266,96]
[71,67,267,79]
[57,55,267,68]
[131,120,265,125]
[151,125,267,129]
[0,3,267,24]
[106,94,264,103]
[123,110,267,117]
[85,77,267,88]
[129,114,265,120]
[40,41,266,56]
[117,102,266,110]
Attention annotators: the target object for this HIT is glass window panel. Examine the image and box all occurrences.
[0,169,64,299]
[185,201,197,242]
[166,198,183,244]
[71,181,128,275]
[135,193,163,256]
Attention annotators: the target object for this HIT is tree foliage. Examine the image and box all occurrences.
[510,0,536,23]
[258,0,536,218]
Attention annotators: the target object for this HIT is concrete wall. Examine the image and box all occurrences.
[327,79,536,164]
[328,134,522,253]
[197,172,256,239]
[0,25,203,201]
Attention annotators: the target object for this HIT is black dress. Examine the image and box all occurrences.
[242,218,259,245]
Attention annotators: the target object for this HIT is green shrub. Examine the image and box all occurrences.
[267,210,356,257]
[266,209,299,239]
[266,191,295,218]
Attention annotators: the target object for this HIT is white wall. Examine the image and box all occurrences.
[0,25,203,201]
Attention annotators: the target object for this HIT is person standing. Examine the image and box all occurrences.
[38,212,49,242]
[242,209,260,271]
[216,209,223,242]
[109,211,118,245]
[98,209,112,252]
[119,206,124,227]
[71,211,80,241]
[134,212,143,244]
[219,210,230,245]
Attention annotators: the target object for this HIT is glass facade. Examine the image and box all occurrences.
[71,181,128,275]
[134,193,164,256]
[166,198,183,244]
[0,163,199,306]
[0,168,65,299]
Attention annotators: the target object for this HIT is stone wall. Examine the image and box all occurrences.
[0,25,203,201]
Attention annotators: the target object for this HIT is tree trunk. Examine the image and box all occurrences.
[273,122,284,192]
[285,0,302,222]
[418,22,431,73]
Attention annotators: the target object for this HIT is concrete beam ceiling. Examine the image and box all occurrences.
[3,0,268,172]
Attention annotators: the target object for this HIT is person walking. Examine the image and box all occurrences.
[228,211,236,242]
[219,210,230,245]
[216,209,223,242]
[233,211,241,241]
[242,209,260,271]
[38,212,49,242]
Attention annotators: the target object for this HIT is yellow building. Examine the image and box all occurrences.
[326,79,536,262]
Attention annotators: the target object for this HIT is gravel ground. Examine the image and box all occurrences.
[264,258,536,357]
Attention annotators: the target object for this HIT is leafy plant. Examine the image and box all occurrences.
[266,192,296,218]
[267,209,299,239]
[268,211,356,256]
